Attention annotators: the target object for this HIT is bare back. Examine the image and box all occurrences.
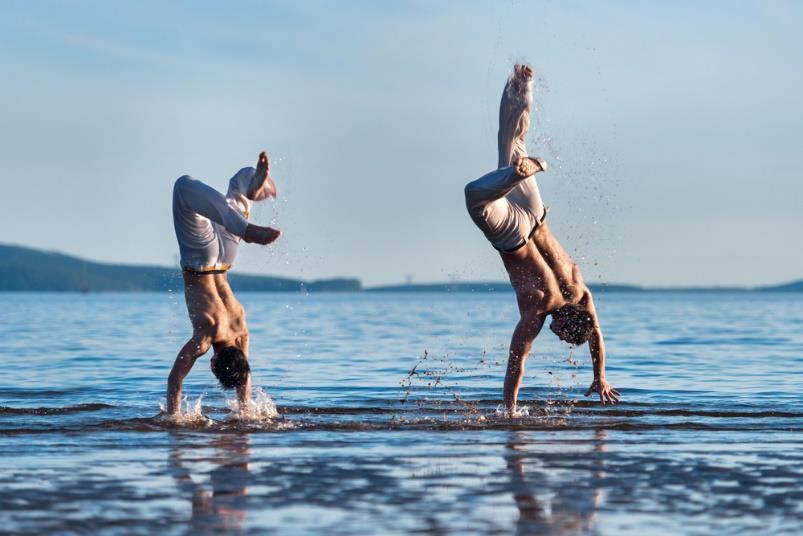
[183,272,248,353]
[500,222,590,316]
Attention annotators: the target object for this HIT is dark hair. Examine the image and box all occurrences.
[211,346,250,389]
[550,303,595,345]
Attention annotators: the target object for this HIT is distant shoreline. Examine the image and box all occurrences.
[364,282,803,293]
[2,243,801,293]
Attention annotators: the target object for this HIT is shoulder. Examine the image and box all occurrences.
[514,287,554,317]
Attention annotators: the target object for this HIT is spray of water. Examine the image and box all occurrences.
[495,404,531,418]
[157,395,212,426]
[225,387,279,421]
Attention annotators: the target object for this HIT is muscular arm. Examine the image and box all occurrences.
[166,330,212,414]
[584,306,620,404]
[588,327,606,381]
[503,311,545,412]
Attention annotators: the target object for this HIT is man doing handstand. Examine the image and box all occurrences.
[167,151,280,415]
[464,65,620,413]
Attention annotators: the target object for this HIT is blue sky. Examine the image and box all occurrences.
[1,1,801,286]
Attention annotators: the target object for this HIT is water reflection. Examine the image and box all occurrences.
[169,434,251,533]
[505,430,607,535]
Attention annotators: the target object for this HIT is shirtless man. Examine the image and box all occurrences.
[464,65,620,413]
[167,151,280,415]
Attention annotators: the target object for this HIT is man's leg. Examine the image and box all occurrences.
[464,160,546,237]
[174,175,280,247]
[498,64,548,226]
[174,175,250,238]
[498,64,533,168]
[465,64,546,247]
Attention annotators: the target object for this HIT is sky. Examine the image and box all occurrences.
[1,0,802,287]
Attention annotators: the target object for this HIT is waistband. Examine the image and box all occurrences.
[183,263,231,275]
[496,205,549,254]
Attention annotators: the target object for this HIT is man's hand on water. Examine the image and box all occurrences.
[243,224,281,245]
[585,378,620,405]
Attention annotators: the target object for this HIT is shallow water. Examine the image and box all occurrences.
[1,291,801,534]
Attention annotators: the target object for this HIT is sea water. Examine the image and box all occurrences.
[0,291,801,534]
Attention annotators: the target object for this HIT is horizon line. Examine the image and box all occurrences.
[2,241,801,291]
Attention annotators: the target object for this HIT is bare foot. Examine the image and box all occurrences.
[506,63,534,107]
[513,63,534,83]
[515,156,547,177]
[256,150,269,176]
[248,151,277,201]
[243,224,281,245]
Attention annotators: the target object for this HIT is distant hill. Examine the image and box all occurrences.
[756,280,803,292]
[1,243,801,293]
[0,244,360,292]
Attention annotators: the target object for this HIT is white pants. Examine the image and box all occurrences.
[172,169,254,272]
[464,71,546,252]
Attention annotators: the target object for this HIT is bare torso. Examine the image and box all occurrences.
[497,221,618,412]
[500,222,590,316]
[165,271,251,414]
[183,272,249,355]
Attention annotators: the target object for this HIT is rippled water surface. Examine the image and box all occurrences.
[1,291,801,534]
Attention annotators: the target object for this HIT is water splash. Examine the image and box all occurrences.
[495,404,531,418]
[225,387,279,421]
[157,395,212,426]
